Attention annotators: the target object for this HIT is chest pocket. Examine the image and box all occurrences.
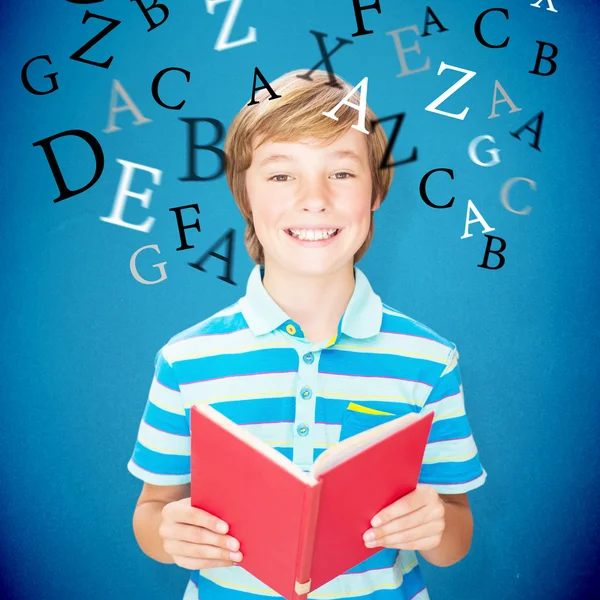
[338,402,400,442]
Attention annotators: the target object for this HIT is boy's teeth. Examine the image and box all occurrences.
[289,228,337,241]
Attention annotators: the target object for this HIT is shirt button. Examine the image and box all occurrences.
[300,386,312,400]
[286,323,297,335]
[302,352,314,364]
[296,424,310,436]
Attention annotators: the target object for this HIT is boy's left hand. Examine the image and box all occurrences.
[362,484,446,552]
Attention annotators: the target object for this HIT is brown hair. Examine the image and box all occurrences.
[224,70,394,265]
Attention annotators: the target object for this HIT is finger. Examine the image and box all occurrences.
[369,520,445,548]
[389,534,442,552]
[371,484,433,527]
[168,523,240,552]
[164,540,243,563]
[165,501,229,535]
[366,500,445,542]
[174,556,236,570]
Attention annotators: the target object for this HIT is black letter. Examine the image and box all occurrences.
[370,112,417,169]
[529,41,558,76]
[32,129,104,203]
[21,55,59,95]
[419,168,455,208]
[422,6,449,37]
[247,67,282,106]
[152,67,190,110]
[179,118,226,182]
[474,8,509,49]
[188,228,236,285]
[297,31,353,88]
[510,111,544,152]
[351,0,381,37]
[69,11,121,69]
[478,234,506,270]
[169,204,201,251]
[130,0,169,32]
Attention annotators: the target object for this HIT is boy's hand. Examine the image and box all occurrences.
[159,497,243,569]
[362,484,446,552]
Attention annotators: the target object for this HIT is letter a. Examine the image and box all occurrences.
[460,199,495,239]
[322,76,369,134]
[530,0,558,13]
[103,79,152,133]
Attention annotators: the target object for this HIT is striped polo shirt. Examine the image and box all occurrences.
[127,264,487,600]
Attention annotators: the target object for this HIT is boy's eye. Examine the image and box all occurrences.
[269,174,292,182]
[331,172,354,180]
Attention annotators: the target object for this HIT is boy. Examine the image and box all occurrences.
[127,70,487,600]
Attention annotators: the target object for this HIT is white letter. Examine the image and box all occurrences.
[530,0,558,13]
[205,0,256,51]
[322,76,370,134]
[501,177,536,215]
[385,25,430,78]
[130,244,168,284]
[468,135,501,167]
[425,62,477,120]
[103,79,152,134]
[100,159,161,232]
[488,80,522,119]
[460,199,495,239]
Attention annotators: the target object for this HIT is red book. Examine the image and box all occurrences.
[190,405,434,600]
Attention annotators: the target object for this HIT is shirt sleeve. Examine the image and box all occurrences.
[127,345,191,486]
[418,345,487,494]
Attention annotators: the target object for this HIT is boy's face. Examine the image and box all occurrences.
[245,127,381,278]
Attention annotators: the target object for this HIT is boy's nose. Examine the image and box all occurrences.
[298,179,331,211]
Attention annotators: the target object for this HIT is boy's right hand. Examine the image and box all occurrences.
[159,497,243,570]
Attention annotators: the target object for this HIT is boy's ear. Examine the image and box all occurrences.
[372,194,382,212]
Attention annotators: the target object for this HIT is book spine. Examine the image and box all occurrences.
[293,481,323,600]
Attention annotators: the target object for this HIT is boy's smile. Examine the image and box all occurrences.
[245,127,381,277]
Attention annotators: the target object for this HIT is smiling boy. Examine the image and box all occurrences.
[128,70,487,600]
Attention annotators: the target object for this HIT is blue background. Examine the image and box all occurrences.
[2,0,599,598]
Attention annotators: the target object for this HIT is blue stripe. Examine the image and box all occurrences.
[132,441,190,476]
[319,350,442,384]
[207,397,296,425]
[154,348,181,390]
[419,455,484,484]
[427,414,472,442]
[145,401,190,436]
[347,548,399,572]
[176,348,299,384]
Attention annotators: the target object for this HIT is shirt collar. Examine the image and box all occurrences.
[239,264,382,343]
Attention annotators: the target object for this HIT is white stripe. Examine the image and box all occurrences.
[320,373,432,407]
[181,370,431,410]
[420,386,465,420]
[169,327,284,362]
[127,459,190,485]
[182,577,197,600]
[336,330,452,365]
[430,469,487,494]
[423,435,478,464]
[199,550,424,597]
[181,372,295,407]
[149,377,185,415]
[244,421,340,449]
[138,419,190,455]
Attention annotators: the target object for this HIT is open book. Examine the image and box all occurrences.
[190,404,434,600]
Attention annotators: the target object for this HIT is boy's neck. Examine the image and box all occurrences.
[261,260,356,345]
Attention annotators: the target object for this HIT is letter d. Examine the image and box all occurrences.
[32,129,105,203]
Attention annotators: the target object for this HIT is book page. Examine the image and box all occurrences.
[310,412,421,477]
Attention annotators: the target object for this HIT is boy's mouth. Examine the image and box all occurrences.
[285,228,341,241]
